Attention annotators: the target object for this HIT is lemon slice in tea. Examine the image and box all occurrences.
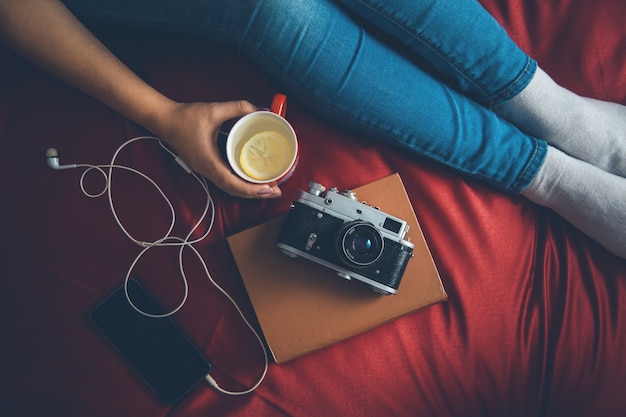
[239,131,292,180]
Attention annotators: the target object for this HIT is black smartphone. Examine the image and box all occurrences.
[90,279,212,404]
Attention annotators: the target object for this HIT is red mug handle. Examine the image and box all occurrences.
[270,93,287,117]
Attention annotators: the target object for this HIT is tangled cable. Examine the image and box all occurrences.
[51,136,268,394]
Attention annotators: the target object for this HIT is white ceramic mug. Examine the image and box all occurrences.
[226,94,299,184]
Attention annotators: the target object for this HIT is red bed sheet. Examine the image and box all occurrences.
[1,0,625,416]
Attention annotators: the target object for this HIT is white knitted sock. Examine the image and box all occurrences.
[495,67,626,177]
[522,146,626,258]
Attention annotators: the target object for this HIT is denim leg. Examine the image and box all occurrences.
[62,0,546,193]
[332,0,537,108]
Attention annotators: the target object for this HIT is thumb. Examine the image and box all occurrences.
[211,100,258,123]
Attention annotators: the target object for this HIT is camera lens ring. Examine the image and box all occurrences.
[336,221,384,267]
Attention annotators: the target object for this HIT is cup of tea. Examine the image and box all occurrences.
[225,94,298,184]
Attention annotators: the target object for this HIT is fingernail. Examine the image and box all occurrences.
[256,106,270,112]
[269,192,282,199]
[257,187,273,195]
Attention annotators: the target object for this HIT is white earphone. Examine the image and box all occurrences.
[46,147,77,170]
[46,137,268,395]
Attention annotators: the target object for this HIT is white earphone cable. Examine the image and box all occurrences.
[52,136,267,394]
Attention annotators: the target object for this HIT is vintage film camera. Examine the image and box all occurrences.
[276,182,414,295]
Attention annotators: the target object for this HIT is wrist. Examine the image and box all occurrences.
[136,96,180,140]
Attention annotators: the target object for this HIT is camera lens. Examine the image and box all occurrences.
[337,221,384,266]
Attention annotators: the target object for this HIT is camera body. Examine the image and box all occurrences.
[276,182,414,295]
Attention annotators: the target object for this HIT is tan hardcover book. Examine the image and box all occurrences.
[227,173,447,363]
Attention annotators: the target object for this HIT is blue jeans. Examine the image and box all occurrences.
[63,0,547,193]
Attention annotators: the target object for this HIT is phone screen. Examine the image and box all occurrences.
[90,279,212,404]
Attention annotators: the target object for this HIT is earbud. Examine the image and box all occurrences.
[46,148,77,170]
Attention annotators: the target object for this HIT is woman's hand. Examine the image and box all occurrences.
[151,99,282,199]
[0,0,281,200]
